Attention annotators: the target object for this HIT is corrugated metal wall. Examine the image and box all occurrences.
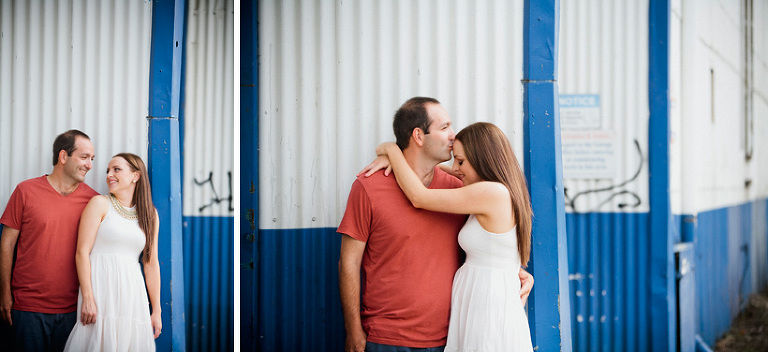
[565,213,650,351]
[677,0,750,214]
[259,0,525,231]
[559,0,649,214]
[0,0,151,203]
[753,0,768,296]
[183,0,235,217]
[675,0,768,348]
[695,202,754,345]
[255,0,525,349]
[253,1,768,351]
[182,0,235,351]
[558,1,652,350]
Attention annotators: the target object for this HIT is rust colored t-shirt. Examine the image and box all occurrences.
[1,175,98,313]
[338,167,467,347]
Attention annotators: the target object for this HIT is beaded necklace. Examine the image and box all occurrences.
[109,194,138,220]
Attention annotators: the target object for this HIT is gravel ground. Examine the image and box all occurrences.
[715,288,768,352]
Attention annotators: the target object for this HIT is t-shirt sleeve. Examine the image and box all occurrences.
[337,179,372,242]
[0,185,25,230]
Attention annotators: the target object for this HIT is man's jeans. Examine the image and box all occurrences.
[11,309,77,352]
[366,341,446,352]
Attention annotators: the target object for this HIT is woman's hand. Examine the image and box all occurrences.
[151,311,162,339]
[519,268,534,305]
[357,142,401,177]
[357,155,391,177]
[80,297,98,325]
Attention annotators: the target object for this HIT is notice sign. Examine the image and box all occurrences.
[561,130,616,179]
[560,94,601,130]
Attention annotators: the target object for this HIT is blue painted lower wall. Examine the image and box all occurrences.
[564,198,768,351]
[694,200,764,346]
[0,217,236,351]
[248,199,768,351]
[257,227,344,351]
[183,216,235,352]
[565,212,651,352]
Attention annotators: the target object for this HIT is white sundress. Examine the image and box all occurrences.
[445,214,533,352]
[64,196,155,351]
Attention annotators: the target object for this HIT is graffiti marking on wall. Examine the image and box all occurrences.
[564,139,644,213]
[194,171,234,213]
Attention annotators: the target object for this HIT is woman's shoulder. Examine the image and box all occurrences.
[467,181,512,204]
[473,180,509,194]
[81,194,110,220]
[86,194,110,209]
[91,194,110,202]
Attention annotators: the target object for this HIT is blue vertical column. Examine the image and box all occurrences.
[649,0,675,350]
[240,0,259,349]
[148,0,187,350]
[522,1,572,351]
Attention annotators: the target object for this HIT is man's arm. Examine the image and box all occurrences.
[0,226,20,326]
[338,234,367,352]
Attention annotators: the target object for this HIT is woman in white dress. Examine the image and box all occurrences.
[375,122,534,351]
[64,153,161,351]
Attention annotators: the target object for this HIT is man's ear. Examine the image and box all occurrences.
[58,150,69,165]
[411,128,425,147]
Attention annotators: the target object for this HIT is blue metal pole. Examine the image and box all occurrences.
[649,0,675,350]
[148,0,187,350]
[522,1,572,351]
[240,0,259,350]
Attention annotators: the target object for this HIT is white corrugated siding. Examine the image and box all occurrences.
[259,0,525,230]
[182,0,234,217]
[754,0,768,199]
[0,0,151,210]
[678,0,756,213]
[558,0,650,213]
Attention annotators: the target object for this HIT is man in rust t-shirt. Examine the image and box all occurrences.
[0,130,98,352]
[339,98,473,351]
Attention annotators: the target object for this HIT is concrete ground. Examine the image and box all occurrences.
[715,288,768,352]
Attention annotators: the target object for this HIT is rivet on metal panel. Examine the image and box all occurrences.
[680,258,689,276]
[246,209,256,230]
[312,217,316,221]
[577,315,584,322]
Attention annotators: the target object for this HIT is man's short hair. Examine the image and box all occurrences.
[393,97,440,150]
[52,129,91,166]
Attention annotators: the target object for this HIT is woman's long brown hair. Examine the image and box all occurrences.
[455,123,533,266]
[114,153,157,264]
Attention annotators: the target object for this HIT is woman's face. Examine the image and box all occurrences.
[452,140,480,186]
[106,157,139,194]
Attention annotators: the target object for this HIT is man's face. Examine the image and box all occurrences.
[422,103,456,163]
[63,137,95,183]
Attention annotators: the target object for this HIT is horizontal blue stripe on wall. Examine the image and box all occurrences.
[250,198,768,351]
[183,216,235,352]
[694,202,755,346]
[566,212,651,352]
[257,227,345,351]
